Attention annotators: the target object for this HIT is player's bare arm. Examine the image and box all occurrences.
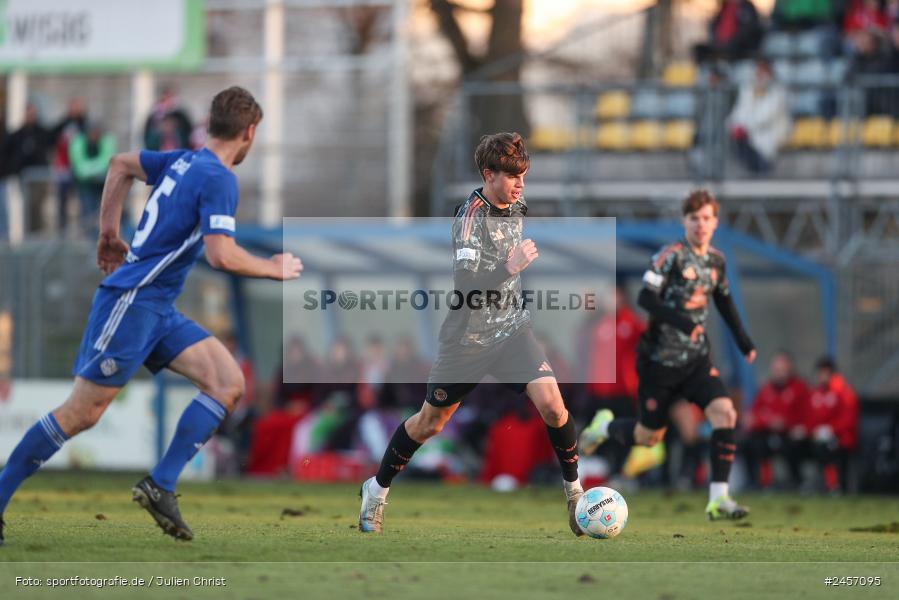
[204,234,302,281]
[97,152,147,275]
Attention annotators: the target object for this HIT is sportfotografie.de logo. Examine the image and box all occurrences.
[301,289,597,312]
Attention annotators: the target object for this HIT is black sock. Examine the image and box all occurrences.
[375,420,422,488]
[545,413,579,482]
[710,428,737,482]
[608,418,637,447]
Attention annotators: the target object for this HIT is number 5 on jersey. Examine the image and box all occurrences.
[132,176,177,249]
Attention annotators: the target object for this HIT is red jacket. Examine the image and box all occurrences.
[587,306,646,399]
[747,376,809,433]
[805,374,859,449]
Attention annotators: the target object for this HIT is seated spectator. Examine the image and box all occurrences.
[218,333,257,471]
[742,350,810,489]
[727,58,792,173]
[69,121,116,237]
[582,285,645,476]
[798,356,859,493]
[844,0,889,36]
[245,336,320,476]
[694,0,764,63]
[354,337,429,462]
[848,27,895,113]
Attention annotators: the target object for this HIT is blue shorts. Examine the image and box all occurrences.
[72,287,210,387]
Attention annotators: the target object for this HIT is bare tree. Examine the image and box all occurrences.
[429,0,530,138]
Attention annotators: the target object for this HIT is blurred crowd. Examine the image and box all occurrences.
[211,283,868,497]
[693,0,899,174]
[0,87,204,242]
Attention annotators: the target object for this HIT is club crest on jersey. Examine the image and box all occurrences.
[100,358,118,377]
[682,266,697,280]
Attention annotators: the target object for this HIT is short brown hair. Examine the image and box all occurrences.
[208,86,263,140]
[474,132,529,179]
[682,189,719,216]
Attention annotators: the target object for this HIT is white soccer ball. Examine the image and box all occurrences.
[575,486,629,539]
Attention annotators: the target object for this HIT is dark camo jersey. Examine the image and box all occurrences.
[438,188,530,347]
[639,240,731,367]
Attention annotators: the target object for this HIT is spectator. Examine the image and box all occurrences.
[742,350,810,489]
[355,337,429,463]
[381,336,429,410]
[68,121,116,237]
[800,356,859,493]
[694,0,764,63]
[727,58,792,173]
[246,336,320,476]
[7,103,51,233]
[844,0,889,35]
[848,28,895,113]
[0,116,10,241]
[50,98,86,233]
[219,333,257,471]
[690,64,735,180]
[580,285,645,478]
[144,87,192,151]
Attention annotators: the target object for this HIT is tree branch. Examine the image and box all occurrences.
[429,0,482,73]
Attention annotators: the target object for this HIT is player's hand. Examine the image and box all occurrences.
[96,232,129,275]
[745,349,757,364]
[505,239,538,274]
[272,252,303,280]
[689,324,704,343]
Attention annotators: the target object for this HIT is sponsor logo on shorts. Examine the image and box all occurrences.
[433,388,448,402]
[710,366,720,377]
[100,358,118,377]
[645,397,658,411]
[538,361,553,372]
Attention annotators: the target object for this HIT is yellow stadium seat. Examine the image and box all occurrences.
[631,120,664,151]
[529,127,595,152]
[663,119,696,150]
[862,115,894,148]
[828,119,861,147]
[662,62,698,87]
[596,122,631,151]
[788,117,828,149]
[529,127,575,152]
[595,91,631,120]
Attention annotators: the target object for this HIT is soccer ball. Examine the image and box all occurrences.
[575,486,628,539]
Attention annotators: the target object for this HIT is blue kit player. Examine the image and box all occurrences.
[0,87,302,544]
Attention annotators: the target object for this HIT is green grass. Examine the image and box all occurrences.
[1,472,898,599]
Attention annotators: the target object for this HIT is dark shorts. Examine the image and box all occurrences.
[425,327,554,407]
[636,353,728,430]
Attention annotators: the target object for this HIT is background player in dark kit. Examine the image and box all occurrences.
[580,189,756,520]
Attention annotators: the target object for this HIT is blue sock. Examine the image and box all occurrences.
[150,392,226,492]
[0,414,68,514]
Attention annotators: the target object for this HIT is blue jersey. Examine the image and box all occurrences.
[101,148,239,306]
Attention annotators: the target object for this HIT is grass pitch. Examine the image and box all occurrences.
[0,472,897,599]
